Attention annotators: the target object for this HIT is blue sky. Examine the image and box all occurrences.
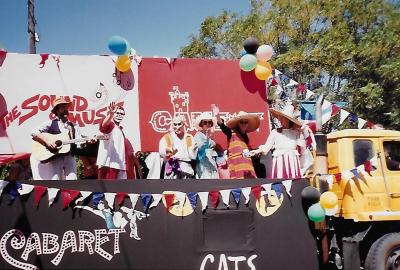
[0,0,250,57]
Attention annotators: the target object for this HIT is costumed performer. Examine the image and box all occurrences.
[158,115,197,179]
[193,112,219,179]
[96,102,142,180]
[211,104,259,179]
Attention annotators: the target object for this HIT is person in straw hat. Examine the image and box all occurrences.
[31,96,95,180]
[193,112,219,179]
[158,115,197,179]
[212,104,260,179]
[250,101,307,179]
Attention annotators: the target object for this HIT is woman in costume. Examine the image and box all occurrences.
[193,112,219,179]
[212,104,260,179]
[251,102,305,179]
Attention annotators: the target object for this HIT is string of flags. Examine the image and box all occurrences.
[268,70,377,129]
[0,179,294,215]
[315,156,378,188]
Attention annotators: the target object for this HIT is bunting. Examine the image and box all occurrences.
[0,179,297,217]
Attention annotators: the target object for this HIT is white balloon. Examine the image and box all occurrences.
[256,44,274,61]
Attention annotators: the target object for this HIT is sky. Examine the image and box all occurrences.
[0,0,251,57]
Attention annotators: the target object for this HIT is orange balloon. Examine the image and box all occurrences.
[115,55,131,72]
[254,61,272,80]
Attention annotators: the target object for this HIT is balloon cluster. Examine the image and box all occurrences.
[301,187,339,222]
[239,37,273,81]
[108,35,132,72]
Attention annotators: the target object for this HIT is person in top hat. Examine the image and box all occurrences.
[158,115,197,179]
[193,112,219,179]
[31,96,95,180]
[212,104,260,179]
[250,101,307,179]
[96,102,142,180]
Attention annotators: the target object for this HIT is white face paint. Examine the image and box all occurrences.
[113,108,125,123]
[172,121,184,134]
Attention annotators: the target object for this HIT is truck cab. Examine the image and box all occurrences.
[321,129,400,269]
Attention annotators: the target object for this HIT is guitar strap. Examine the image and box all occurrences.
[67,122,76,139]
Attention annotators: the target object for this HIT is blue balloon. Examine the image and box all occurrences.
[108,36,129,55]
[239,50,247,57]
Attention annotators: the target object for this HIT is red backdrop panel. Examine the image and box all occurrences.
[138,58,270,152]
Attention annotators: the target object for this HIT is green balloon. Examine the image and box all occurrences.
[307,203,326,222]
[239,54,257,72]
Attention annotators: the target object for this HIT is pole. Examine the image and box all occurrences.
[28,0,36,54]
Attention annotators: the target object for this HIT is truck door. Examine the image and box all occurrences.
[381,140,400,211]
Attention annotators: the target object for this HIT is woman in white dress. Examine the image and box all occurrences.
[251,102,306,179]
[193,112,219,179]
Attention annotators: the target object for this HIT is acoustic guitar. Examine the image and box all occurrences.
[32,133,109,162]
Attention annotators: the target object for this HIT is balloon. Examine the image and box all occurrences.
[325,205,338,216]
[108,36,129,55]
[254,61,272,80]
[307,203,326,222]
[239,54,257,72]
[320,191,338,209]
[256,44,274,61]
[115,55,131,72]
[301,186,321,204]
[243,37,259,54]
[239,49,247,57]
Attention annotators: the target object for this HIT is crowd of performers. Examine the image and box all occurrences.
[5,96,316,181]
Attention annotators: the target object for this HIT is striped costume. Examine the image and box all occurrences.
[228,133,256,179]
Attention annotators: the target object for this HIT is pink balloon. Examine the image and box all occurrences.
[256,45,274,61]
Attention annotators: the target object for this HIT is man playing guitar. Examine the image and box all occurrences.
[31,96,96,180]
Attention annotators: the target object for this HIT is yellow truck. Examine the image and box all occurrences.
[312,96,400,269]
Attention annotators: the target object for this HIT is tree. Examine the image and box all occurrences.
[180,0,400,130]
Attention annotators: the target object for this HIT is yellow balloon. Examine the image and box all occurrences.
[254,61,272,80]
[320,191,338,209]
[115,55,131,72]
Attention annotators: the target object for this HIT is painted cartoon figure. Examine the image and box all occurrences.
[75,201,148,240]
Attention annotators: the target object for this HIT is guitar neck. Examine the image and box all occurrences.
[62,137,90,145]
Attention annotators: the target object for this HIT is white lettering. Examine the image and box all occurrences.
[42,233,59,254]
[95,229,112,260]
[51,230,77,265]
[200,254,214,270]
[227,256,246,270]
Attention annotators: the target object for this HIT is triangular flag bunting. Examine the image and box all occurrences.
[251,186,262,203]
[149,194,162,209]
[305,90,314,100]
[75,191,92,204]
[129,194,140,209]
[296,83,306,94]
[281,180,292,197]
[339,110,350,125]
[349,114,358,123]
[358,118,367,129]
[242,187,251,204]
[366,121,375,129]
[174,191,186,209]
[116,192,128,206]
[104,193,116,209]
[321,100,333,125]
[209,191,219,208]
[92,192,104,208]
[271,184,283,199]
[18,184,34,195]
[342,171,354,181]
[187,192,197,210]
[0,180,9,197]
[60,189,80,209]
[331,104,341,116]
[220,189,231,208]
[6,182,21,202]
[141,194,152,212]
[164,193,175,211]
[34,185,47,207]
[364,160,372,175]
[326,175,334,189]
[350,169,361,180]
[198,192,209,211]
[47,188,59,207]
[334,173,342,183]
[231,189,241,206]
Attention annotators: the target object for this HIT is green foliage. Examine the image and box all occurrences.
[180,0,400,130]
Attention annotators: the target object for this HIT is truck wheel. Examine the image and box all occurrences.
[364,233,400,270]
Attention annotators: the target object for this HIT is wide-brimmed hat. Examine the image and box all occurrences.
[194,112,217,130]
[51,96,72,113]
[226,111,260,133]
[269,103,302,128]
